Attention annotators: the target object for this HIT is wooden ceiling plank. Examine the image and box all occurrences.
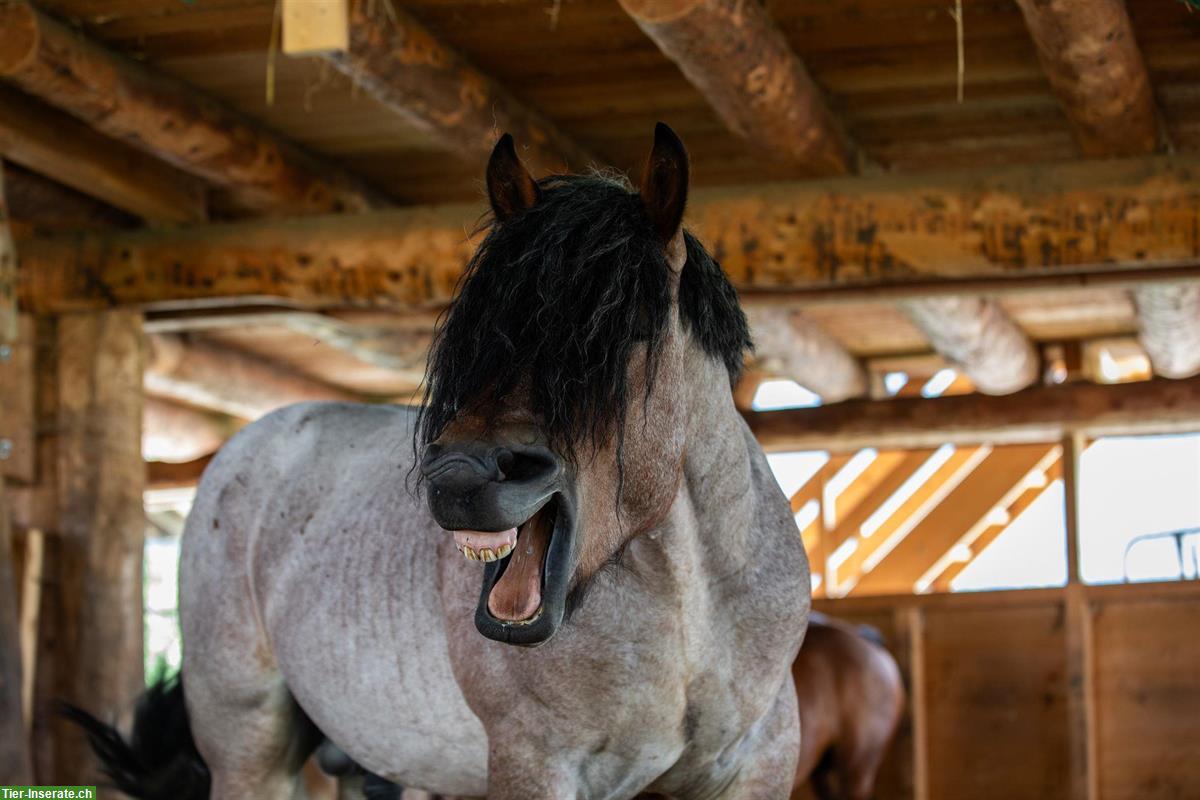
[17,154,1200,315]
[1131,283,1200,379]
[617,0,854,175]
[851,444,1056,595]
[745,306,868,402]
[323,0,595,175]
[0,0,386,215]
[1014,0,1161,157]
[0,86,205,223]
[901,296,1039,395]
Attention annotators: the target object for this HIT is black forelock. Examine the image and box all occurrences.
[416,172,751,461]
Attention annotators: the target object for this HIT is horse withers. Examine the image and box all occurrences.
[70,124,811,799]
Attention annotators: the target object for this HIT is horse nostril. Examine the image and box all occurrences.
[502,446,561,484]
[492,447,515,480]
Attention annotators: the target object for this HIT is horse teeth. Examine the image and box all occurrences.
[480,547,496,562]
[464,548,477,561]
[497,543,513,558]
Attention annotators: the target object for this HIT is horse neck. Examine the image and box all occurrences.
[644,351,765,576]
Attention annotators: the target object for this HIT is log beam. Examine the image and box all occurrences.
[325,0,594,175]
[143,397,241,463]
[0,86,206,223]
[618,0,853,175]
[31,312,144,785]
[0,479,30,784]
[0,1,385,215]
[1014,0,1160,157]
[14,156,1200,314]
[901,297,1039,395]
[745,306,867,402]
[1130,283,1200,379]
[746,374,1200,454]
[146,334,358,419]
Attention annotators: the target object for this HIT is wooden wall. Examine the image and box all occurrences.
[814,580,1200,800]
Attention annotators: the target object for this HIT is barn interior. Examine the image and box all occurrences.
[1,0,1199,797]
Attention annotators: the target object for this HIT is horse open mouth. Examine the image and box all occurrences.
[451,494,575,646]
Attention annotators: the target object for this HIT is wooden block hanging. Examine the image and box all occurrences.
[283,0,350,56]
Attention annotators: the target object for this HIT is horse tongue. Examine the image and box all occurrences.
[487,508,553,622]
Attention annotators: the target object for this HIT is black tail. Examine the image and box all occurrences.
[61,674,210,800]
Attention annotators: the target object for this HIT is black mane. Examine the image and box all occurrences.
[416,173,750,462]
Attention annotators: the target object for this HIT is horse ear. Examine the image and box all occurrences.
[639,122,690,244]
[486,134,540,222]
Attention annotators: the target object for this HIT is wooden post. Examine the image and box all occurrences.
[907,606,930,800]
[31,312,145,785]
[1061,430,1098,800]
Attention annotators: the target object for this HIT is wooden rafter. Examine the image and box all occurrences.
[829,447,986,596]
[0,1,386,215]
[826,450,910,530]
[143,397,241,463]
[824,448,937,557]
[0,86,206,223]
[745,306,867,402]
[901,296,1038,395]
[618,0,854,175]
[146,334,357,420]
[851,444,1058,596]
[325,0,594,175]
[746,374,1200,453]
[929,458,1066,592]
[16,156,1200,314]
[1131,283,1200,379]
[1014,0,1160,157]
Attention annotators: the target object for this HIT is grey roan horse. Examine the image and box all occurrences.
[70,124,811,799]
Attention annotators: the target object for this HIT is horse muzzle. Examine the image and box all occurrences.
[420,441,577,647]
[420,442,562,532]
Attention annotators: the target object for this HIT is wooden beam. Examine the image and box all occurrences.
[3,163,132,237]
[930,458,1064,591]
[1014,0,1160,157]
[0,315,33,485]
[830,447,986,595]
[146,334,357,419]
[325,0,593,176]
[146,454,214,492]
[901,297,1038,395]
[1131,283,1200,379]
[618,0,853,175]
[31,311,144,786]
[825,448,937,554]
[0,86,206,223]
[143,397,241,463]
[852,444,1057,595]
[15,156,1200,313]
[746,374,1200,453]
[745,306,867,401]
[0,1,386,215]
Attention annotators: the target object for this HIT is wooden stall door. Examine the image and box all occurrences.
[1092,594,1200,800]
[922,602,1071,800]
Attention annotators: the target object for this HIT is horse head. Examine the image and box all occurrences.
[418,124,750,646]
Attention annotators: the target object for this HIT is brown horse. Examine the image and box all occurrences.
[70,124,811,799]
[790,613,905,800]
